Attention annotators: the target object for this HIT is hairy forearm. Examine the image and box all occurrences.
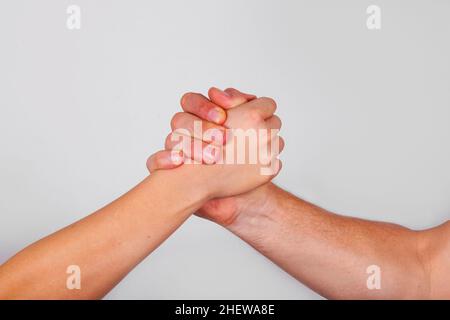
[229,184,439,299]
[0,168,208,299]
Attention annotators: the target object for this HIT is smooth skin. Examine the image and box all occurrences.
[0,94,283,299]
[149,87,450,299]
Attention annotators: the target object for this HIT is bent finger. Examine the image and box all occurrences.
[225,97,277,129]
[146,150,184,173]
[180,92,227,125]
[265,115,282,130]
[208,87,256,109]
[170,112,227,145]
[165,133,222,164]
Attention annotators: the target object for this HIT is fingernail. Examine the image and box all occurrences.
[212,87,231,98]
[219,88,231,98]
[207,107,226,124]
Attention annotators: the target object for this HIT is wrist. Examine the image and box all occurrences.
[150,165,212,209]
[227,183,281,234]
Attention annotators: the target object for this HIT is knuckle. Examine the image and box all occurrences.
[279,136,285,152]
[154,151,165,163]
[274,115,282,128]
[170,112,185,129]
[259,97,277,110]
[146,156,154,170]
[164,133,173,149]
[276,159,283,173]
[180,92,195,106]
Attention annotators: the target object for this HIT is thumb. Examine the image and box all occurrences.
[208,87,256,109]
[146,150,184,173]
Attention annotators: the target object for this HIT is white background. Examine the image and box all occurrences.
[0,0,449,299]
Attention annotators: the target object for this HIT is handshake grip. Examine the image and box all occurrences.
[147,88,284,199]
[170,97,282,176]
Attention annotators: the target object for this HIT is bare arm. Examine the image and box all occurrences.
[0,168,209,299]
[0,92,281,299]
[151,87,450,299]
[227,183,450,299]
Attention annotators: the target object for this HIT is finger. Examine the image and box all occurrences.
[146,150,184,173]
[257,134,284,163]
[180,92,227,125]
[270,135,285,154]
[273,159,283,177]
[278,136,285,153]
[208,87,256,109]
[165,133,222,164]
[225,97,277,128]
[244,97,277,119]
[170,112,226,144]
[265,115,282,130]
[263,159,283,178]
[225,88,257,102]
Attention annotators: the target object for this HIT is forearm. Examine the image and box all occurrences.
[229,184,432,299]
[0,168,208,299]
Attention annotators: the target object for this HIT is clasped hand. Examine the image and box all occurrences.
[147,87,284,225]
